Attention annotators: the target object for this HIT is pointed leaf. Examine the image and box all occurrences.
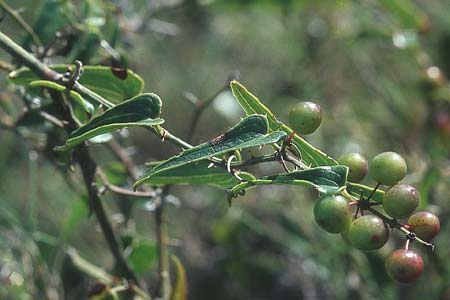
[55,93,164,152]
[9,65,144,103]
[170,255,187,300]
[230,165,348,197]
[347,183,385,203]
[230,81,381,201]
[230,80,336,167]
[134,115,287,188]
[144,160,256,188]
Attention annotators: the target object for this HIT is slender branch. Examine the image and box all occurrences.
[0,0,43,49]
[0,31,59,81]
[75,145,139,282]
[155,186,171,300]
[107,138,140,180]
[97,168,157,198]
[185,83,228,143]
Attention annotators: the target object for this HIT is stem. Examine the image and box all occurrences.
[0,31,59,81]
[185,83,228,143]
[155,187,171,299]
[75,145,139,282]
[97,168,157,198]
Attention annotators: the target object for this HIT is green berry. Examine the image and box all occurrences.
[289,101,322,135]
[385,249,424,284]
[407,211,440,241]
[347,215,390,250]
[383,184,419,219]
[338,152,368,182]
[314,195,352,234]
[369,152,407,186]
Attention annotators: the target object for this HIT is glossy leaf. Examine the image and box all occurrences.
[230,81,382,202]
[134,115,287,188]
[230,80,336,167]
[170,255,187,300]
[9,65,144,103]
[127,241,157,275]
[55,93,164,152]
[229,165,348,197]
[144,160,256,188]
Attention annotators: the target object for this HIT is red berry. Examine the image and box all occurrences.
[385,249,424,283]
[407,211,440,241]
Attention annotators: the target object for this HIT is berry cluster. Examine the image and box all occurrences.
[289,101,440,283]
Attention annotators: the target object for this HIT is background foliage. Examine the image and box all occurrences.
[0,0,449,299]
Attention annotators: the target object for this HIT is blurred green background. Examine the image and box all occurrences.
[0,0,449,299]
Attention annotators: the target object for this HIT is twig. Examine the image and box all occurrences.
[0,0,43,49]
[185,82,229,143]
[97,168,157,198]
[155,186,171,300]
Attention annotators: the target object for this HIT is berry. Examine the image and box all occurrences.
[314,195,352,234]
[407,211,440,241]
[385,249,424,283]
[383,184,419,219]
[346,215,390,250]
[338,152,368,182]
[289,101,322,135]
[369,152,407,186]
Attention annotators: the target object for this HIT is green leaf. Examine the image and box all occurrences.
[134,115,287,188]
[144,160,256,188]
[230,80,336,167]
[170,255,187,300]
[29,80,94,114]
[230,81,381,203]
[127,241,157,275]
[230,166,348,197]
[55,93,164,152]
[9,65,144,103]
[347,183,385,204]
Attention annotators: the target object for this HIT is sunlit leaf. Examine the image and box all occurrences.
[55,93,164,152]
[144,160,256,188]
[230,80,336,167]
[134,115,287,188]
[230,165,348,197]
[9,65,144,103]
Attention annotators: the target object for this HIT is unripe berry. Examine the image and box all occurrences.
[288,101,322,135]
[407,211,440,241]
[338,152,368,182]
[385,249,424,283]
[314,195,352,234]
[346,215,390,250]
[369,152,407,186]
[383,184,419,219]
